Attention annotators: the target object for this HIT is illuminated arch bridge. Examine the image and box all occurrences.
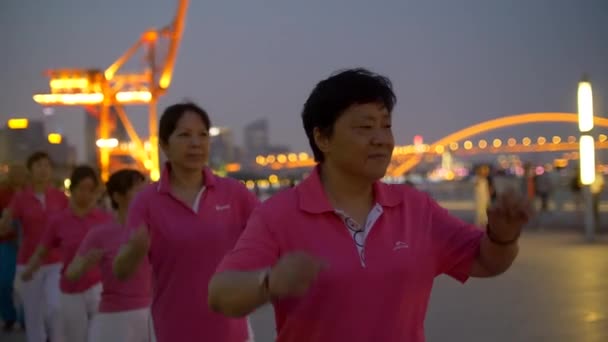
[255,113,608,175]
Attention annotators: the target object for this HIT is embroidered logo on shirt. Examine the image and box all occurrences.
[393,241,409,251]
[215,204,231,211]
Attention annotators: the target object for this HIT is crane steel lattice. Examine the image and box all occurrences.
[32,0,189,181]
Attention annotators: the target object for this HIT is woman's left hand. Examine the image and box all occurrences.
[486,189,532,243]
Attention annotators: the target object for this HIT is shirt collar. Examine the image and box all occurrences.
[296,165,402,214]
[21,185,51,197]
[156,162,216,194]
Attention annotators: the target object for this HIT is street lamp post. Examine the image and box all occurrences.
[577,75,596,242]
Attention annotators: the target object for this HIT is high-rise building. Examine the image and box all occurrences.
[242,118,291,169]
[243,119,269,159]
[0,120,46,162]
[84,110,98,166]
[266,144,290,155]
[209,127,236,169]
[0,119,76,179]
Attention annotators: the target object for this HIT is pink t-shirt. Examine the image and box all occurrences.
[216,167,484,342]
[9,187,69,265]
[77,220,152,313]
[41,208,113,293]
[127,165,259,342]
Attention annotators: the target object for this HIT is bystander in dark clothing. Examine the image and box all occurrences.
[0,174,25,331]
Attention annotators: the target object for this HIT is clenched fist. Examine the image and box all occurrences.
[269,252,327,298]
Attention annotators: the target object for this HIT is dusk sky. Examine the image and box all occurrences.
[1,0,607,162]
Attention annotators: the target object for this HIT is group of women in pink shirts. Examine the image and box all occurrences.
[0,156,154,342]
[0,100,259,342]
[0,68,527,342]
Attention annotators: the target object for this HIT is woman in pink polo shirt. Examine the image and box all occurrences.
[209,68,531,342]
[0,151,68,342]
[66,169,151,342]
[21,165,113,342]
[113,102,259,342]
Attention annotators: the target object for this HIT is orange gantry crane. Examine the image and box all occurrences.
[32,0,189,181]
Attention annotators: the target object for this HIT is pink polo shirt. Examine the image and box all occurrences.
[77,220,152,313]
[216,167,484,342]
[127,165,259,342]
[41,208,112,293]
[9,186,69,265]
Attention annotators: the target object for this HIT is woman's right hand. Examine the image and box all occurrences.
[128,225,150,257]
[113,225,151,281]
[20,269,34,282]
[268,252,327,298]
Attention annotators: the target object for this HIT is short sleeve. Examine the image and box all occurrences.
[0,192,19,241]
[8,195,22,220]
[428,196,484,283]
[215,208,280,273]
[40,216,61,249]
[58,192,69,209]
[237,185,260,225]
[0,189,13,212]
[77,227,103,257]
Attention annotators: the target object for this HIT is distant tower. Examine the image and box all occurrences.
[441,151,453,171]
[413,135,424,154]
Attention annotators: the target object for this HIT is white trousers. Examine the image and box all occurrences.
[59,283,101,342]
[15,264,63,342]
[247,318,255,342]
[89,307,151,342]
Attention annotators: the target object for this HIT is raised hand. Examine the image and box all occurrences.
[20,268,34,282]
[128,225,150,257]
[269,252,327,298]
[487,189,532,243]
[84,249,104,265]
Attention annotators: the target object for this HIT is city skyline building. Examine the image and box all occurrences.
[243,118,290,167]
[0,118,76,179]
